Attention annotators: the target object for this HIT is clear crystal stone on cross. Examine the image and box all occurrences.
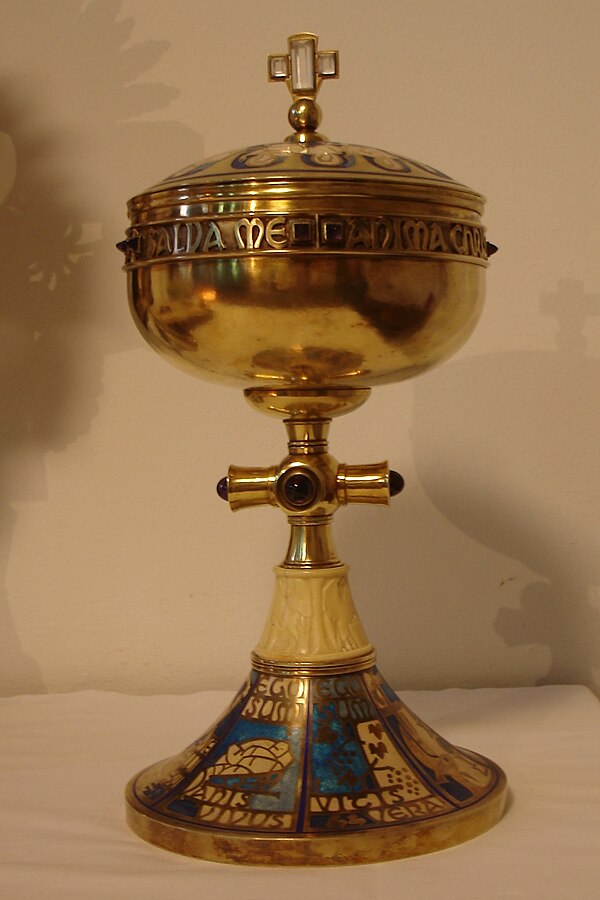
[268,33,339,99]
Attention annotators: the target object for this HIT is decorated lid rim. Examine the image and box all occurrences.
[128,181,485,223]
[128,175,485,216]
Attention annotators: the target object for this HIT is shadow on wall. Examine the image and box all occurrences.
[0,0,201,695]
[412,278,600,691]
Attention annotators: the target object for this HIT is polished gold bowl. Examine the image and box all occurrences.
[122,143,489,390]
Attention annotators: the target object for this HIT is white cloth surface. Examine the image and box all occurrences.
[1,685,599,899]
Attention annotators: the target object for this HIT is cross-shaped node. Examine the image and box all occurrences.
[268,33,339,100]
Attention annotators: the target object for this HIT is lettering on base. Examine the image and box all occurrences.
[133,667,499,835]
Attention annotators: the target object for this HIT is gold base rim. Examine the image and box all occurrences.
[125,761,507,866]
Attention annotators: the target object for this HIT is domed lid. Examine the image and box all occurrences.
[148,141,471,194]
[134,33,482,210]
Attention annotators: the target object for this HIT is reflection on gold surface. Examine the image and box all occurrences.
[128,255,483,389]
[252,347,366,384]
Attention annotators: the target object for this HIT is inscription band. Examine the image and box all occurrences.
[123,213,489,268]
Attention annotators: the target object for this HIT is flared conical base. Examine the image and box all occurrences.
[126,664,507,865]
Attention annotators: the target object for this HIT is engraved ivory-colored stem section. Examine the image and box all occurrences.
[254,564,374,664]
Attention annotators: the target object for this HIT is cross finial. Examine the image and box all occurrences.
[268,33,339,100]
[268,34,339,142]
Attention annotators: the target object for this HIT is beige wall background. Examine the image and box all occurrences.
[1,0,599,697]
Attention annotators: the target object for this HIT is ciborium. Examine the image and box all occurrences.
[119,33,507,865]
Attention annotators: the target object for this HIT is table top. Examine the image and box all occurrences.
[1,684,599,899]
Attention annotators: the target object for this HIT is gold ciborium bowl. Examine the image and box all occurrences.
[123,142,490,391]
